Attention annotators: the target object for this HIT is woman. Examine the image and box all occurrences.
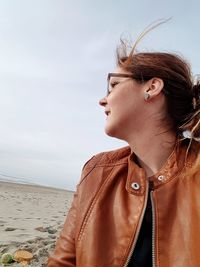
[47,26,200,267]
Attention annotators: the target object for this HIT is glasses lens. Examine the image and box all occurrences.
[106,73,133,96]
[107,79,110,96]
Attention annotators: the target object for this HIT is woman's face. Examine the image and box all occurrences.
[99,67,150,141]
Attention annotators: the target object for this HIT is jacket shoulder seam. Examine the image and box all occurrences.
[78,153,105,185]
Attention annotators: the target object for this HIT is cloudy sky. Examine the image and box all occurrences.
[0,0,199,190]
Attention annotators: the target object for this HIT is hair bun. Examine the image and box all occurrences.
[192,80,200,109]
[180,76,200,142]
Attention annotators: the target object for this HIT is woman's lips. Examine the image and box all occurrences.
[105,110,111,116]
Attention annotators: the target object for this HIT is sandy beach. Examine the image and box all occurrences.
[0,181,74,266]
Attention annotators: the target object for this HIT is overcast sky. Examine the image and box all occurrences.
[0,0,199,190]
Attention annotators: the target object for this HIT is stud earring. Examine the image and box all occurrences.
[144,92,150,101]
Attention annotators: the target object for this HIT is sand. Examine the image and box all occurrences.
[0,181,74,266]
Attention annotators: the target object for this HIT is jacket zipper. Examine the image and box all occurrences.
[150,191,156,267]
[123,181,149,267]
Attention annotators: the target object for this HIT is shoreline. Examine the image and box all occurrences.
[0,179,75,193]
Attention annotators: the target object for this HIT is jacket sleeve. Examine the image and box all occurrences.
[46,155,97,267]
[47,189,78,267]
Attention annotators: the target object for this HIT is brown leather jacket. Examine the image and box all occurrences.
[47,141,200,267]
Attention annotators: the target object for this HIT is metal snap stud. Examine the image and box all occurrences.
[157,175,165,181]
[131,182,140,190]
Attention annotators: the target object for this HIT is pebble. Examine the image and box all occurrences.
[5,227,17,231]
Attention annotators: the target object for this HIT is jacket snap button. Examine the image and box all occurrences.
[131,182,140,190]
[157,175,165,181]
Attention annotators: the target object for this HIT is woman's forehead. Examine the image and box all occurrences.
[112,67,130,74]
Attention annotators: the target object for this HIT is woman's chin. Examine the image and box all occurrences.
[104,124,116,137]
[104,125,123,140]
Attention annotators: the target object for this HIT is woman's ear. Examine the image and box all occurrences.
[146,78,164,98]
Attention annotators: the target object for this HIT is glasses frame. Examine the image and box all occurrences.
[107,73,134,96]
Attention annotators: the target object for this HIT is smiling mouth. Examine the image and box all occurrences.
[105,111,111,116]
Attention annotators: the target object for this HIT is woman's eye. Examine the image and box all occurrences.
[111,81,119,88]
[107,81,119,95]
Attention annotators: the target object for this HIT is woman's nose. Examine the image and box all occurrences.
[99,96,107,106]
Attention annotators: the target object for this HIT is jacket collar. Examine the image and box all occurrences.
[126,140,197,195]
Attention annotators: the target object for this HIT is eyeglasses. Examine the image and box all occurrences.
[107,73,134,96]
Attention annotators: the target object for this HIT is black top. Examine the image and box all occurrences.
[128,189,152,266]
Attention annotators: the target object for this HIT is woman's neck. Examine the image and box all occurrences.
[128,130,177,177]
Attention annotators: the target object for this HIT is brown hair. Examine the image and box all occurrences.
[116,29,200,142]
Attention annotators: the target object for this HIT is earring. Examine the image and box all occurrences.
[144,92,150,101]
